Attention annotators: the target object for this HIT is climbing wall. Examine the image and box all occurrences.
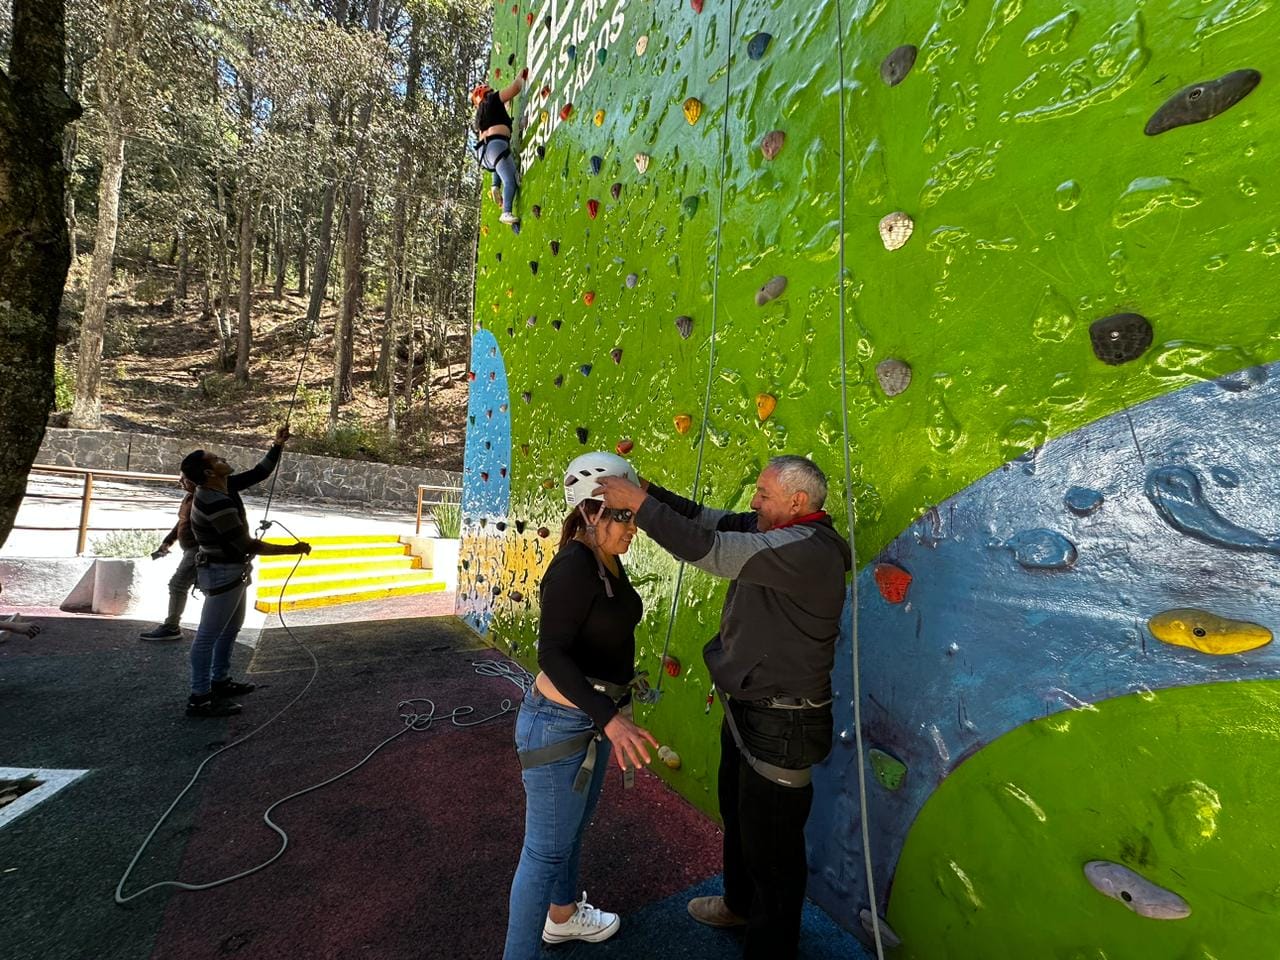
[461,0,1280,954]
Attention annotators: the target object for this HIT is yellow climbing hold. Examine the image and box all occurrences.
[682,97,702,125]
[755,393,777,421]
[481,225,490,236]
[673,413,693,435]
[657,745,681,770]
[1148,608,1272,655]
[593,109,605,126]
[540,110,548,124]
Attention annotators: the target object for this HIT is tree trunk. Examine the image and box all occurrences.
[234,190,255,382]
[272,202,286,300]
[329,180,361,424]
[69,118,124,428]
[0,0,79,545]
[295,193,309,297]
[305,180,336,335]
[214,171,233,367]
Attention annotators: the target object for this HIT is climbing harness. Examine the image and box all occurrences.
[473,134,513,172]
[716,690,822,790]
[517,675,649,791]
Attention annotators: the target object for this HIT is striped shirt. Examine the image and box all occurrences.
[188,445,282,563]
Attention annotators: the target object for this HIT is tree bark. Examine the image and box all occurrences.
[234,189,255,382]
[175,221,188,302]
[0,0,79,545]
[69,118,124,427]
[272,201,286,300]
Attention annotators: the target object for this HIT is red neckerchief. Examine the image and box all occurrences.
[771,510,828,531]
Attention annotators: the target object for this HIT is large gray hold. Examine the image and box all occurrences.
[1083,861,1191,920]
[1145,69,1262,136]
[755,275,787,306]
[880,45,918,86]
[1089,312,1152,365]
[876,358,912,396]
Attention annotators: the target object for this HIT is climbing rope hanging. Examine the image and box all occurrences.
[834,0,885,956]
[652,0,736,696]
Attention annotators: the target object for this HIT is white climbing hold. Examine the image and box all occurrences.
[635,152,650,174]
[755,275,787,306]
[878,211,914,251]
[1083,861,1191,920]
[636,35,648,56]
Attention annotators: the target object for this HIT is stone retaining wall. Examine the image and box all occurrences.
[35,428,460,507]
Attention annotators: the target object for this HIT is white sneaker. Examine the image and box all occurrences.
[499,211,520,224]
[542,891,620,944]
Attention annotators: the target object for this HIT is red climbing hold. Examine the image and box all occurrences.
[540,85,550,99]
[467,371,476,381]
[873,562,912,604]
[480,472,489,482]
[587,198,600,219]
[559,102,574,121]
[616,438,634,455]
[537,526,551,538]
[583,290,595,306]
[663,654,682,677]
[525,12,533,25]
[690,0,704,12]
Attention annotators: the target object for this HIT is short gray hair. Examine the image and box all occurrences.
[766,455,827,509]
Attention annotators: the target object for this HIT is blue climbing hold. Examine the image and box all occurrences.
[567,44,576,61]
[993,529,1078,570]
[747,32,772,60]
[590,155,603,175]
[580,364,592,376]
[1064,486,1103,516]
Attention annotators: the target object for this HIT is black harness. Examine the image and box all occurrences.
[473,133,512,172]
[717,688,832,789]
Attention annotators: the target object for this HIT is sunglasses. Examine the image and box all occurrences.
[600,508,634,524]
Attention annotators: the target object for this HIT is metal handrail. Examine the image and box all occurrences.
[20,464,182,556]
[415,483,462,535]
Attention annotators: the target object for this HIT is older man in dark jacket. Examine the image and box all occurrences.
[594,455,851,960]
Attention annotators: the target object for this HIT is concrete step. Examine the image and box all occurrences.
[255,554,421,583]
[253,576,447,614]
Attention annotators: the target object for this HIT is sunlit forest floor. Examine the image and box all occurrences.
[57,256,470,471]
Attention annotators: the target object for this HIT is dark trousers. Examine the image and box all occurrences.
[719,700,833,960]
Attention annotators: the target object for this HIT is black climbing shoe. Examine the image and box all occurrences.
[186,694,242,718]
[139,624,183,641]
[211,678,256,698]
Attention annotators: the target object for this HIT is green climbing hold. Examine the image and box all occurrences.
[682,195,699,217]
[869,749,907,790]
[747,32,772,60]
[597,47,607,65]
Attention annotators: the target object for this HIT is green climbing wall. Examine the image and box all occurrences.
[461,0,1279,946]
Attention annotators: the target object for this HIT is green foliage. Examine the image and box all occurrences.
[431,497,461,538]
[54,353,75,411]
[199,372,250,403]
[91,528,168,558]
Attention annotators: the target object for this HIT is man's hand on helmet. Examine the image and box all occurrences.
[593,475,647,512]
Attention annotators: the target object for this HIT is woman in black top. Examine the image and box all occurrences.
[471,69,527,224]
[502,452,658,958]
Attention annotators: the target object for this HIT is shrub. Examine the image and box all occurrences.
[91,529,169,558]
[54,353,75,411]
[432,497,461,538]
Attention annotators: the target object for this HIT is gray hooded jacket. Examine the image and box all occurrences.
[636,483,852,700]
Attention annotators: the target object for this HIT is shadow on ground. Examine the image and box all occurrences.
[0,613,867,959]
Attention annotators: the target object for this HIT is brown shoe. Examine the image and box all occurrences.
[687,895,747,928]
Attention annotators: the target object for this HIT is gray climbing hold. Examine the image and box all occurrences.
[858,911,903,949]
[590,155,603,175]
[747,32,772,60]
[611,181,622,200]
[1145,69,1262,136]
[550,240,560,255]
[575,426,588,444]
[553,374,564,387]
[521,391,531,403]
[1089,312,1152,365]
[674,315,693,339]
[610,348,622,364]
[531,204,541,218]
[755,275,787,306]
[880,44,918,86]
[530,261,538,275]
[526,314,537,327]
[580,364,592,376]
[876,358,912,396]
[625,273,638,288]
[761,130,785,161]
[1064,486,1104,516]
[1083,861,1191,920]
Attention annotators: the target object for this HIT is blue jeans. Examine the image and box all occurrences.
[190,562,249,695]
[502,685,612,960]
[484,138,520,215]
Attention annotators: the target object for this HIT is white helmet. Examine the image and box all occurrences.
[563,451,639,507]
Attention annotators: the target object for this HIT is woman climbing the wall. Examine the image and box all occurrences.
[502,451,660,957]
[471,68,527,225]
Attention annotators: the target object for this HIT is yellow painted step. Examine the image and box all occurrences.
[256,555,421,583]
[254,577,447,614]
[255,567,437,600]
[256,543,412,564]
[261,534,406,546]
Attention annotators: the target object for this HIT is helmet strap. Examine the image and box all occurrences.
[575,503,615,598]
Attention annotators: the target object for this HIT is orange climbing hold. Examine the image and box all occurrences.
[755,393,777,420]
[682,97,702,125]
[873,563,912,604]
[525,12,533,24]
[673,413,693,435]
[583,290,596,306]
[616,439,634,455]
[559,102,573,121]
[593,109,605,126]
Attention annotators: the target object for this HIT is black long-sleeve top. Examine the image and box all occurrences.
[188,444,283,563]
[537,540,643,728]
